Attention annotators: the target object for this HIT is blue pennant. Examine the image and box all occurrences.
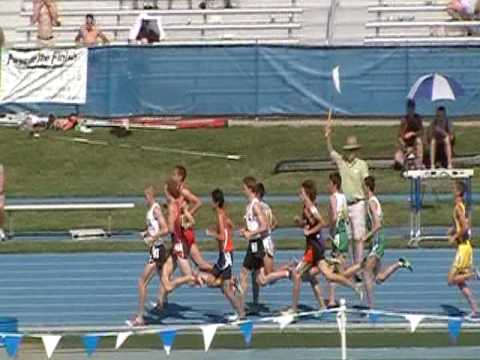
[4,336,22,358]
[159,329,177,350]
[368,312,381,323]
[83,335,100,357]
[448,318,463,341]
[239,321,253,345]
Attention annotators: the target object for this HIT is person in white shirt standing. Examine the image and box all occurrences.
[325,121,369,271]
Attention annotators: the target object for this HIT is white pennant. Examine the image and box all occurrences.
[275,315,294,330]
[332,66,341,94]
[115,332,132,350]
[200,324,219,352]
[42,335,62,359]
[405,314,425,333]
[164,345,172,356]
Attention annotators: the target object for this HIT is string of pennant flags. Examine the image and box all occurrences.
[1,306,478,359]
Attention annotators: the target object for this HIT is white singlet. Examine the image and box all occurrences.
[245,198,260,233]
[146,202,163,243]
[260,200,275,257]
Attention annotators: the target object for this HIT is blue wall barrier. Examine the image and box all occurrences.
[1,45,480,117]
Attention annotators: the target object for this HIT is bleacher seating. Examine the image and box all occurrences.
[0,0,310,47]
[365,0,480,45]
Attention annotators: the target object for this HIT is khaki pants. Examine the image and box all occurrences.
[348,200,367,242]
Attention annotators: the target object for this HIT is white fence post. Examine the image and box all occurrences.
[336,298,347,360]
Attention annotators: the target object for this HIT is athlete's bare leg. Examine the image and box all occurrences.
[161,257,195,293]
[190,243,213,272]
[290,269,302,312]
[363,256,378,308]
[263,255,274,275]
[448,270,475,286]
[252,271,260,305]
[256,267,289,287]
[136,262,157,321]
[376,261,402,284]
[239,267,251,310]
[458,282,478,315]
[308,268,326,309]
[222,280,245,318]
[317,261,357,290]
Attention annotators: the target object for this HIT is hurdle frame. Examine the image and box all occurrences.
[403,169,474,247]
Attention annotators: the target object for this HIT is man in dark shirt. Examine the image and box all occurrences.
[394,99,424,170]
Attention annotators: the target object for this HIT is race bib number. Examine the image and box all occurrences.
[151,246,160,260]
[250,241,258,253]
[174,242,183,252]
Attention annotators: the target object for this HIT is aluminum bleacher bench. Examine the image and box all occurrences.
[364,35,480,44]
[368,5,447,12]
[366,20,480,28]
[4,203,135,238]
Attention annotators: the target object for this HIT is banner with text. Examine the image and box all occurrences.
[0,48,88,104]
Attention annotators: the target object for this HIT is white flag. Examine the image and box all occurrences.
[115,332,132,350]
[200,324,220,352]
[405,314,425,333]
[332,66,341,94]
[275,315,294,330]
[42,335,62,359]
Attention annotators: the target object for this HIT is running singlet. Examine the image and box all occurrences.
[452,202,473,273]
[212,211,234,279]
[179,184,197,247]
[171,199,187,259]
[302,204,325,265]
[331,192,350,254]
[146,202,162,241]
[367,195,385,259]
[242,198,265,270]
[146,202,166,265]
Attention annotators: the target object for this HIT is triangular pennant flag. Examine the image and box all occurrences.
[239,321,253,345]
[368,312,381,323]
[83,335,100,357]
[42,335,62,359]
[448,318,463,340]
[275,314,294,330]
[115,332,132,350]
[405,314,425,333]
[4,335,22,358]
[332,66,341,94]
[200,324,219,352]
[158,329,177,356]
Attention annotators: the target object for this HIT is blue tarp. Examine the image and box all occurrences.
[1,45,480,117]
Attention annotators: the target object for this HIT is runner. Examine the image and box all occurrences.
[127,185,169,326]
[170,165,213,272]
[0,164,5,241]
[447,180,480,318]
[252,182,286,307]
[198,188,245,320]
[326,172,351,308]
[159,179,199,306]
[287,180,362,314]
[239,176,290,318]
[361,176,413,309]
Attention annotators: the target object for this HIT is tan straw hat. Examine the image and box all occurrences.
[342,136,362,151]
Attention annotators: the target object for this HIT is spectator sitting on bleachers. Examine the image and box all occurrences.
[32,0,60,46]
[75,14,109,47]
[129,12,166,44]
[394,99,424,170]
[133,1,159,10]
[447,0,480,21]
[199,0,233,9]
[426,106,455,169]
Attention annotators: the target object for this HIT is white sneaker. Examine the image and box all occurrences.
[0,229,5,242]
[354,284,364,302]
[227,313,241,322]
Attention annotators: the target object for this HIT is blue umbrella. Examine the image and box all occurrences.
[407,73,464,102]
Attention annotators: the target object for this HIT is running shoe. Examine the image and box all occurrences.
[398,257,413,272]
[281,308,298,316]
[227,313,246,322]
[125,316,145,327]
[354,283,364,302]
[0,229,5,242]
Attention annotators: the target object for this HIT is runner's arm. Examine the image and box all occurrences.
[453,205,468,241]
[182,187,202,215]
[153,206,169,239]
[98,30,109,44]
[362,200,381,242]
